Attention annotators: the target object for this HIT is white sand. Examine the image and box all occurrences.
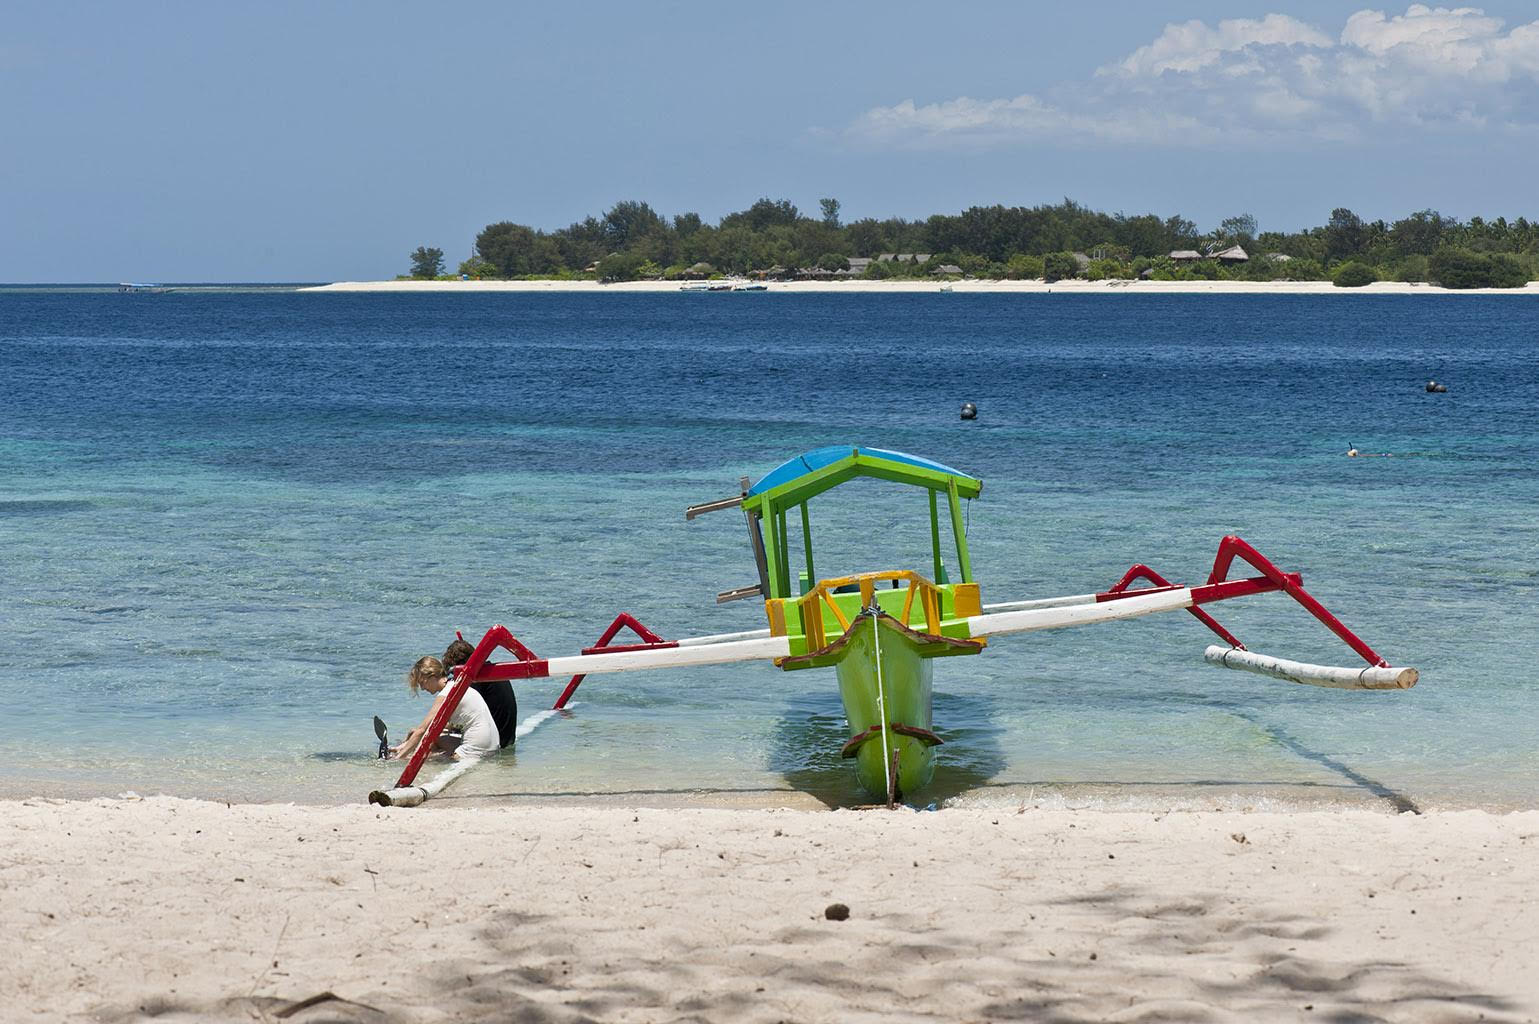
[5,797,1536,1022]
[301,278,1539,296]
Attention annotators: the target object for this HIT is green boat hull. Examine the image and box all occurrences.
[835,614,938,801]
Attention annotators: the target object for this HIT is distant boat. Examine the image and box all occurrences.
[118,282,171,294]
[681,279,762,293]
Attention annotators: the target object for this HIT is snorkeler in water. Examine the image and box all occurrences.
[442,636,518,749]
[392,656,500,762]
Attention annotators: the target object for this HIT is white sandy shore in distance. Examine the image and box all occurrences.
[4,797,1536,1023]
[301,279,1539,296]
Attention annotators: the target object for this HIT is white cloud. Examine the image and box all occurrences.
[1108,14,1333,77]
[844,5,1539,149]
[845,96,1219,149]
[1342,6,1503,68]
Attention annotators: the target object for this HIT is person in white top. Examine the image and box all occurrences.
[392,656,501,762]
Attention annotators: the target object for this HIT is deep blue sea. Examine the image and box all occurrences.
[2,287,1536,810]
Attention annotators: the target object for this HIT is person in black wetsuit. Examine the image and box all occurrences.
[442,637,518,749]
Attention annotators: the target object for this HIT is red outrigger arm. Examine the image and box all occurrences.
[554,612,676,710]
[392,614,677,789]
[966,536,1411,689]
[1103,535,1391,668]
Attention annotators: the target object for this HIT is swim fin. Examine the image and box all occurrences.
[373,716,389,759]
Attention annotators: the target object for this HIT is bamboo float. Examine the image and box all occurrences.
[1204,645,1418,690]
[370,756,478,807]
[369,704,578,807]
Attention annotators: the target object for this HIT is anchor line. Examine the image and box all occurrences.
[871,607,894,805]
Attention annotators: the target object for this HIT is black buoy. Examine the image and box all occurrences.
[960,401,977,421]
[1426,380,1448,393]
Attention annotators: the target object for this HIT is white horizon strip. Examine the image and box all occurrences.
[544,635,791,676]
[967,588,1193,637]
[1203,645,1418,690]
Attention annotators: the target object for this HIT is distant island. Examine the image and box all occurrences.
[396,198,1537,290]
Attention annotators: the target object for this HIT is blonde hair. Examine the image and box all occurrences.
[407,656,445,695]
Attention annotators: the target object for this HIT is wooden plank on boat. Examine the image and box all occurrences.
[966,588,1193,638]
[677,627,772,647]
[685,494,745,520]
[716,583,764,604]
[980,592,1101,613]
[1203,645,1418,690]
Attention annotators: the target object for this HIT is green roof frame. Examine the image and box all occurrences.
[741,447,983,600]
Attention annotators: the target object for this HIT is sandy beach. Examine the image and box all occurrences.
[301,279,1539,296]
[4,797,1536,1023]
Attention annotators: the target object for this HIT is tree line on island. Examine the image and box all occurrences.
[406,198,1539,289]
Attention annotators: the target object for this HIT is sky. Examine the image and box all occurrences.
[4,1,1539,281]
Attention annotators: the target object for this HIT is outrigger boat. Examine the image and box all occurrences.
[375,446,1417,807]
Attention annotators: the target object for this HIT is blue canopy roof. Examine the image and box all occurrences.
[746,445,977,498]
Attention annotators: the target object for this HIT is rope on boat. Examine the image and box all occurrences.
[870,607,895,806]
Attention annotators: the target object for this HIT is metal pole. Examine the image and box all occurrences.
[929,489,943,582]
[947,480,972,582]
[800,501,815,591]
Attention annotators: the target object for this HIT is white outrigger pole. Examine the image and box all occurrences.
[371,534,1415,806]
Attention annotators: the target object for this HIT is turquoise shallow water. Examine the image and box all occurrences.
[1,289,1536,809]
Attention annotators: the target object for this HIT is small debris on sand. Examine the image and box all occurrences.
[824,903,850,921]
